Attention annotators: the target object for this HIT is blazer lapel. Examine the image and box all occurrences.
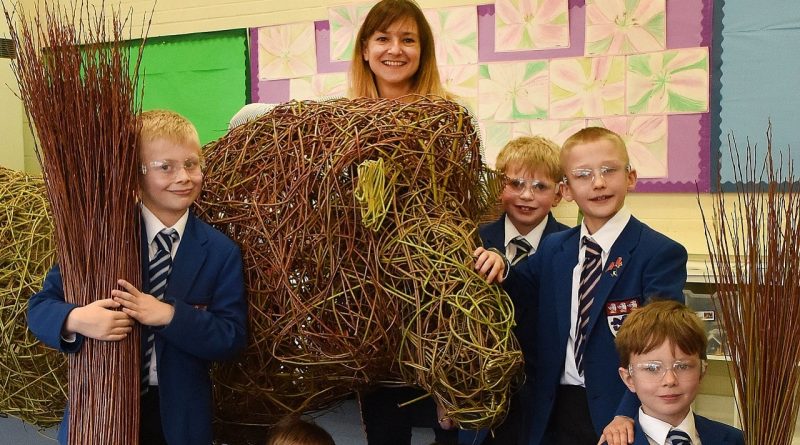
[555,230,581,339]
[584,218,642,338]
[166,213,208,302]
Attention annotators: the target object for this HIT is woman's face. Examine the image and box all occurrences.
[362,17,421,99]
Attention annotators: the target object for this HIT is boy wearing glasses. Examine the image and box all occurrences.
[615,300,743,445]
[474,127,687,445]
[467,136,568,444]
[28,110,247,445]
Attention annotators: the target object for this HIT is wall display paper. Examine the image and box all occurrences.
[249,0,714,192]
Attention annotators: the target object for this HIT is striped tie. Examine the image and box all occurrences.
[510,236,533,265]
[575,236,602,376]
[667,429,692,445]
[141,228,179,392]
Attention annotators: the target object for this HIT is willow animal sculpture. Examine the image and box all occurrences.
[4,3,146,444]
[196,97,523,437]
[0,166,64,426]
[700,124,800,444]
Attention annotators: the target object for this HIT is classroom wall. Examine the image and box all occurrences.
[0,18,25,172]
[3,0,794,257]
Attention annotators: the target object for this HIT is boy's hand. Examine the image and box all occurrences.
[597,415,634,445]
[64,298,134,341]
[436,401,456,431]
[473,247,506,284]
[112,279,175,327]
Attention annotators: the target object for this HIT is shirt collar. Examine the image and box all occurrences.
[639,408,699,445]
[579,206,631,254]
[141,204,189,245]
[503,214,549,253]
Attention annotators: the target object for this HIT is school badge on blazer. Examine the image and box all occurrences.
[606,299,639,336]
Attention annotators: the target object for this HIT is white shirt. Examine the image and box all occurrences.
[502,215,548,261]
[560,207,631,386]
[639,408,702,445]
[141,204,189,386]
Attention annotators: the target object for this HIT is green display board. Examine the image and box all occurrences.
[130,29,248,145]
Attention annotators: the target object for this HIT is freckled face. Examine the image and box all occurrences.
[362,17,421,98]
[500,166,561,235]
[139,138,202,226]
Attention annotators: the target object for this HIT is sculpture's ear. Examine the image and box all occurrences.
[354,158,397,231]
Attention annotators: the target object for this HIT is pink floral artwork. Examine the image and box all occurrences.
[480,120,515,167]
[478,61,549,121]
[328,4,375,62]
[258,23,317,80]
[627,47,709,114]
[585,0,666,56]
[511,119,585,146]
[424,6,478,65]
[289,73,347,100]
[439,65,479,114]
[549,56,625,118]
[495,0,570,52]
[588,115,668,178]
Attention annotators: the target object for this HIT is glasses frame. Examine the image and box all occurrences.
[140,157,206,177]
[627,359,708,382]
[503,176,558,195]
[563,164,631,185]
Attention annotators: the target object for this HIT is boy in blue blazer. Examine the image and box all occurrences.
[461,136,568,445]
[474,127,688,445]
[28,110,247,445]
[614,300,744,445]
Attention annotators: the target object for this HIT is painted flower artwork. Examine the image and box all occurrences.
[585,0,666,56]
[589,115,668,178]
[258,23,317,80]
[479,61,549,121]
[512,119,585,146]
[550,56,625,118]
[424,6,478,65]
[439,65,479,113]
[480,120,514,167]
[495,0,569,51]
[290,73,347,100]
[328,4,375,62]
[627,47,709,114]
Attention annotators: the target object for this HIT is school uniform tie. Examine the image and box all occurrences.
[509,236,533,265]
[575,236,602,376]
[141,228,179,393]
[666,428,692,445]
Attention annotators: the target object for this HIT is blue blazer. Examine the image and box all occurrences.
[631,413,744,445]
[478,212,569,253]
[28,212,247,445]
[504,217,687,445]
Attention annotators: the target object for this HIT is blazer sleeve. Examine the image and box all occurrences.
[27,265,84,353]
[641,237,688,302]
[158,243,247,361]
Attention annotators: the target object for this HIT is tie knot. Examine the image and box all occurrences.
[667,429,692,445]
[582,236,601,257]
[155,228,179,253]
[511,236,533,255]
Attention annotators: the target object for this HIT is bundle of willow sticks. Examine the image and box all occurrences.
[701,124,800,444]
[5,3,145,443]
[0,166,65,426]
[197,97,521,436]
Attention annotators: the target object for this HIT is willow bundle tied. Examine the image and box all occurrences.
[196,97,522,435]
[0,166,65,426]
[700,124,800,444]
[5,3,145,443]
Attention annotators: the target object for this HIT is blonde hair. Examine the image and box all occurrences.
[615,300,707,368]
[560,127,629,166]
[495,136,562,184]
[265,417,335,445]
[138,109,200,150]
[348,0,448,99]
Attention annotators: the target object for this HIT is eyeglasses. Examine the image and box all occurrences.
[627,360,707,383]
[140,157,205,177]
[564,165,630,184]
[504,177,556,195]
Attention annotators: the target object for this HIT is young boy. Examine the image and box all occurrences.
[614,300,744,445]
[27,110,247,445]
[469,135,568,444]
[474,127,688,445]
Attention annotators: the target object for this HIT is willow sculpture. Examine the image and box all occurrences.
[700,124,800,444]
[5,3,145,443]
[0,166,64,426]
[196,97,522,435]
